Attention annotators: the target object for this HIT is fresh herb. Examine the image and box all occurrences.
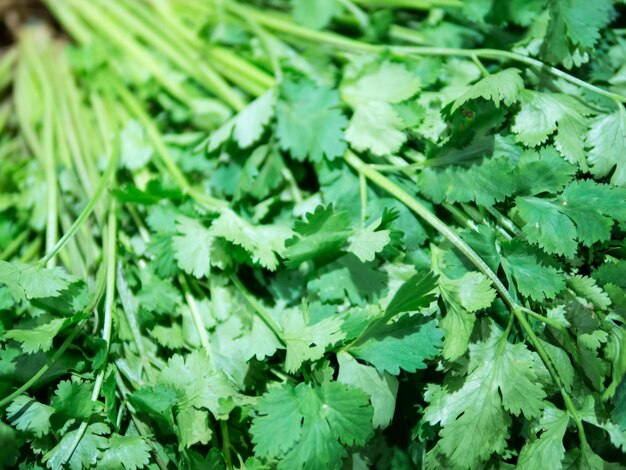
[1,0,625,468]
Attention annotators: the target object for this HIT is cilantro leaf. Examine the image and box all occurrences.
[292,0,338,30]
[516,180,626,258]
[276,78,347,162]
[542,0,613,67]
[210,209,292,271]
[350,318,443,375]
[251,381,373,469]
[512,91,591,167]
[208,90,276,151]
[450,68,523,113]
[516,406,569,470]
[336,351,398,429]
[425,330,547,468]
[586,109,626,186]
[43,422,109,470]
[281,307,345,373]
[385,270,438,317]
[120,120,153,170]
[346,221,390,263]
[52,379,96,420]
[98,435,152,470]
[0,261,72,301]
[342,61,421,156]
[157,350,239,419]
[172,216,218,278]
[438,271,496,360]
[6,395,55,437]
[284,205,352,267]
[3,318,66,354]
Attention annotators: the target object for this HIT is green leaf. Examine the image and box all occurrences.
[6,395,55,437]
[512,91,590,167]
[500,241,565,301]
[347,222,390,263]
[281,307,345,373]
[98,435,152,470]
[210,209,292,271]
[52,379,96,420]
[176,408,212,449]
[440,271,496,313]
[250,381,373,469]
[342,61,421,156]
[120,120,153,170]
[345,101,407,156]
[3,318,66,354]
[350,317,443,375]
[542,0,613,67]
[0,261,72,301]
[172,216,217,278]
[337,351,398,429]
[157,350,239,419]
[277,77,347,162]
[586,109,626,186]
[438,271,495,360]
[425,330,546,468]
[208,90,276,151]
[516,180,626,257]
[292,0,338,29]
[385,271,438,317]
[285,205,352,267]
[450,68,523,113]
[43,422,109,470]
[516,406,569,470]
[567,275,611,310]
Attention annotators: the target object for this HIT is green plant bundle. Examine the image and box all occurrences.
[1,0,625,468]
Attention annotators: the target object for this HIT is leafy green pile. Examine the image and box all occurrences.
[1,0,626,468]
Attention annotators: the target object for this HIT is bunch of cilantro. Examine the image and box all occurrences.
[1,0,625,468]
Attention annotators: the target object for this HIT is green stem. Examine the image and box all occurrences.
[50,0,193,105]
[96,0,246,111]
[180,276,214,358]
[220,420,233,469]
[0,231,29,261]
[517,306,566,332]
[59,202,117,468]
[40,136,119,266]
[230,274,285,346]
[344,150,586,441]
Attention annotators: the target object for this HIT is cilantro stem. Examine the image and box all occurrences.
[0,231,29,261]
[230,274,286,346]
[517,305,566,332]
[344,150,588,443]
[19,237,42,264]
[59,202,118,468]
[220,420,233,469]
[94,0,246,111]
[20,29,59,268]
[47,0,193,105]
[40,136,119,267]
[180,276,215,359]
